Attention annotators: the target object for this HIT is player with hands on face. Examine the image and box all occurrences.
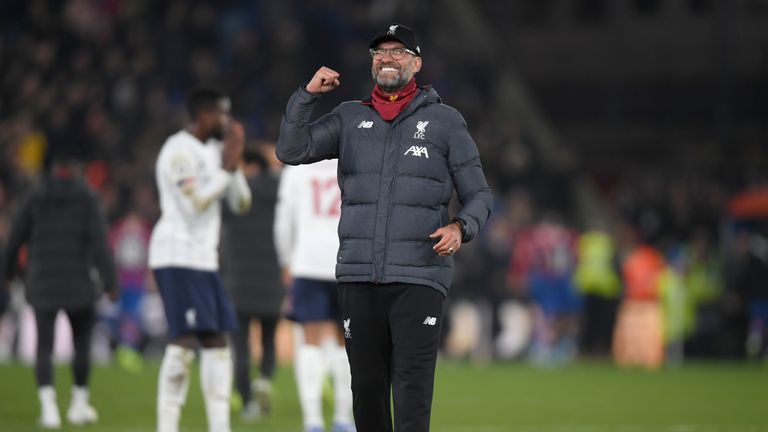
[149,87,251,432]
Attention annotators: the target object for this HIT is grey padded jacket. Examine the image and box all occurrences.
[277,86,492,296]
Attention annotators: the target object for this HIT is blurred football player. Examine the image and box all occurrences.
[148,87,251,432]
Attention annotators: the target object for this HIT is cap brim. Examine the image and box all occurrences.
[369,35,405,49]
[369,36,420,56]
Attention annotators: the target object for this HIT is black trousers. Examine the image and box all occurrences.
[579,294,618,356]
[339,282,444,432]
[232,312,279,403]
[34,306,95,387]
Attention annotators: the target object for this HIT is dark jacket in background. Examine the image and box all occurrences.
[0,247,8,313]
[277,86,493,296]
[220,171,284,316]
[3,176,117,310]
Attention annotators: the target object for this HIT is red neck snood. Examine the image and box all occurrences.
[369,79,418,121]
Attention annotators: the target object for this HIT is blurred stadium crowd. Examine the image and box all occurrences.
[1,0,767,368]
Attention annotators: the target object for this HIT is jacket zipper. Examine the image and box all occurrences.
[372,123,392,283]
[373,93,428,283]
[379,123,401,283]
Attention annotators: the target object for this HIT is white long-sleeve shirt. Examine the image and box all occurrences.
[274,159,340,281]
[149,129,251,271]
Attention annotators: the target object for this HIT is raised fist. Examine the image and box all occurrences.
[305,66,341,94]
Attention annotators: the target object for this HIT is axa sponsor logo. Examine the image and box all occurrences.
[404,145,429,158]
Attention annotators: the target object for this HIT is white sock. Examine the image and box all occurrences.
[253,377,272,393]
[329,345,353,425]
[200,347,232,432]
[71,386,90,407]
[39,385,57,405]
[295,344,326,429]
[38,385,60,426]
[67,385,98,424]
[157,345,194,432]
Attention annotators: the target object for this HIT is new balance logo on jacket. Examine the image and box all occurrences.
[357,121,373,129]
[423,316,437,326]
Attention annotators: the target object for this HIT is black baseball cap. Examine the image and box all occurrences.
[369,24,421,57]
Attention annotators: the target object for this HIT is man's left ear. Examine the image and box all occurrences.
[413,56,422,73]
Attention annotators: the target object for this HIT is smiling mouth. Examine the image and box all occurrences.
[380,67,399,73]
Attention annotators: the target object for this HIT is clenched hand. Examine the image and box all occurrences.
[306,67,341,94]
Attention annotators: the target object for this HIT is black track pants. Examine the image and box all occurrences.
[34,306,95,387]
[338,282,444,432]
[232,313,279,403]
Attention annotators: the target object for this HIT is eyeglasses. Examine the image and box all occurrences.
[369,47,417,60]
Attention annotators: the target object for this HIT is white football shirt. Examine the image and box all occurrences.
[274,159,340,281]
[149,129,251,271]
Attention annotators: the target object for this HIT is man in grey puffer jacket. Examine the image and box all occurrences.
[277,24,492,432]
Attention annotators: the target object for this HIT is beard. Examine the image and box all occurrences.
[372,63,414,93]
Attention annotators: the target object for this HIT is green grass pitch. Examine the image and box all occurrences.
[0,360,766,431]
